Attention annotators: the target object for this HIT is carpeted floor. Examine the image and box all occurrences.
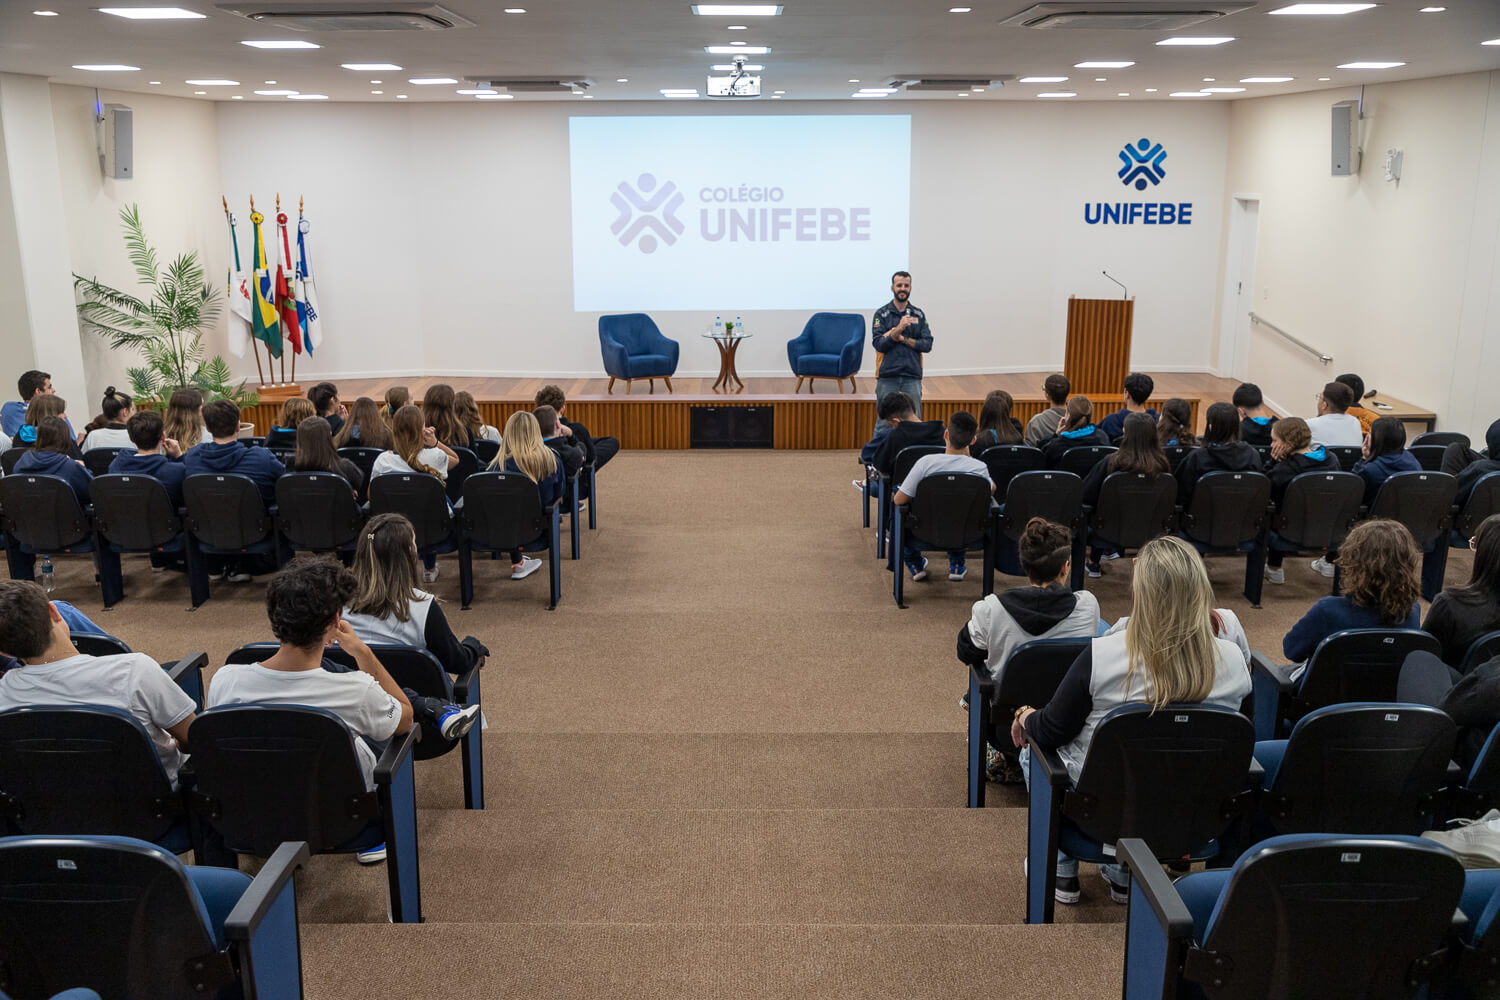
[38,450,1470,997]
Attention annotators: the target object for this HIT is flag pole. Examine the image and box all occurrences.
[275,193,287,384]
[250,195,277,384]
[225,195,266,388]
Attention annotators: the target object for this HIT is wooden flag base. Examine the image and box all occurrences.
[256,383,302,402]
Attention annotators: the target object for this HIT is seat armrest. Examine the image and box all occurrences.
[1247,756,1266,792]
[1250,650,1295,694]
[452,651,484,705]
[166,651,209,709]
[1024,733,1071,788]
[968,664,997,702]
[223,840,311,943]
[1118,838,1195,937]
[375,724,421,779]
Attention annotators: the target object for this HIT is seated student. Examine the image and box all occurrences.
[455,390,501,445]
[1010,536,1252,904]
[1039,396,1109,467]
[162,387,206,453]
[183,400,285,506]
[973,389,1025,452]
[892,410,994,582]
[383,385,410,423]
[307,381,346,437]
[342,513,489,676]
[2,370,56,438]
[0,580,195,784]
[1306,381,1365,447]
[1441,418,1500,505]
[333,396,394,451]
[1336,372,1378,435]
[1097,373,1158,443]
[1233,382,1278,447]
[285,416,364,493]
[422,383,474,451]
[535,404,584,482]
[1423,514,1500,669]
[14,417,92,503]
[16,394,81,458]
[870,391,945,480]
[855,391,909,488]
[265,397,314,451]
[79,387,134,452]
[1024,373,1071,447]
[534,383,620,479]
[1400,646,1500,771]
[1156,397,1197,448]
[1262,416,1342,585]
[372,404,458,481]
[1281,519,1422,678]
[1080,412,1170,576]
[488,409,565,581]
[1174,402,1262,506]
[108,410,188,506]
[1352,416,1421,504]
[205,559,479,854]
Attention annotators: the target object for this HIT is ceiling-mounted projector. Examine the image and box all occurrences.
[707,56,761,98]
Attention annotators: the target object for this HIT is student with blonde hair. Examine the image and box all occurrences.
[1010,535,1252,905]
[489,410,564,580]
[265,397,314,450]
[162,387,207,452]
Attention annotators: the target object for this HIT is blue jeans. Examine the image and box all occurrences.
[875,376,923,418]
[56,601,114,639]
[1018,745,1130,887]
[901,539,964,573]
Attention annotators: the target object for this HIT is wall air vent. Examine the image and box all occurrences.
[999,2,1255,30]
[475,78,595,93]
[888,76,1011,91]
[215,3,475,31]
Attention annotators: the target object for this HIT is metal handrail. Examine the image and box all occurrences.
[1249,313,1333,365]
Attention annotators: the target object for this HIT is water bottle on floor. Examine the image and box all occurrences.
[41,556,54,594]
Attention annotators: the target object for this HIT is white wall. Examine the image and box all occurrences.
[1223,71,1500,439]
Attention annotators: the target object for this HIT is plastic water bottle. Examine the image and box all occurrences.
[714,315,723,336]
[734,315,743,336]
[40,556,54,594]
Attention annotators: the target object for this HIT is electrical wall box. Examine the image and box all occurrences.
[98,103,133,179]
[1332,99,1360,176]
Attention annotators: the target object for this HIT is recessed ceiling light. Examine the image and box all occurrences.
[706,45,769,54]
[1171,91,1211,97]
[1485,39,1500,46]
[971,86,985,91]
[1117,92,1129,96]
[409,77,458,85]
[231,95,243,99]
[1144,87,1158,92]
[341,63,401,71]
[33,9,59,14]
[712,64,763,70]
[397,94,407,98]
[1318,76,1331,80]
[1241,76,1295,83]
[774,89,785,94]
[148,80,161,85]
[185,79,238,85]
[848,78,859,83]
[193,90,206,94]
[1158,37,1234,46]
[1269,2,1375,12]
[99,7,205,18]
[955,92,968,96]
[727,23,747,28]
[370,90,383,94]
[1037,92,1076,98]
[456,88,498,95]
[1202,86,1246,92]
[503,6,525,11]
[1337,61,1405,69]
[1019,76,1068,83]
[286,94,328,100]
[254,89,298,96]
[264,80,275,84]
[1419,5,1445,9]
[730,40,746,45]
[241,40,320,49]
[1075,61,1134,69]
[771,94,782,98]
[949,5,972,10]
[73,64,140,71]
[475,93,514,99]
[617,78,628,82]
[1095,77,1107,82]
[691,5,783,14]
[859,87,897,94]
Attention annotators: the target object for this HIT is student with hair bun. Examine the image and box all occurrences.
[80,386,134,451]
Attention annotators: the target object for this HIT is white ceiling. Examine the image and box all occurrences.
[1,1,1498,104]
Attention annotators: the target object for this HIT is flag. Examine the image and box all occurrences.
[297,213,322,354]
[276,212,302,355]
[249,210,281,359]
[225,209,252,358]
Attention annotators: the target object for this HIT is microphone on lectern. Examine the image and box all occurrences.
[1102,271,1128,299]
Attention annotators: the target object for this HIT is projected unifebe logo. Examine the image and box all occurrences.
[610,173,685,254]
[1118,137,1168,190]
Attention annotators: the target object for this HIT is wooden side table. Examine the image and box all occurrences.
[704,331,752,392]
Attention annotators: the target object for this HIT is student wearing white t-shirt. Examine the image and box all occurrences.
[1304,381,1365,448]
[892,410,994,582]
[79,386,135,453]
[0,581,196,784]
[371,404,458,481]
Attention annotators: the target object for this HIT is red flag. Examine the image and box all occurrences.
[276,212,303,354]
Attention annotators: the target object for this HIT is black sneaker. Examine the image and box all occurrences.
[1055,873,1082,905]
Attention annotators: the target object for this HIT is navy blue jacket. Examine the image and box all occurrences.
[870,302,932,380]
[504,456,566,508]
[1284,595,1421,663]
[109,451,189,507]
[13,450,93,504]
[1098,408,1157,443]
[182,441,284,505]
[1352,450,1422,504]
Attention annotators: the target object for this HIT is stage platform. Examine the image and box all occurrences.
[245,373,1238,450]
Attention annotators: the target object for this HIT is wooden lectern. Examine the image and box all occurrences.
[1064,296,1134,396]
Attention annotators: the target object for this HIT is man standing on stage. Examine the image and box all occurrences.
[872,270,933,417]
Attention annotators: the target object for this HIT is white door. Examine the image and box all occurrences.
[1217,196,1261,379]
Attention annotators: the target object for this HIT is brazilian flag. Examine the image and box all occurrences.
[249,210,282,359]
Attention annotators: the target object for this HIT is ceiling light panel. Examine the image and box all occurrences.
[1336,61,1404,69]
[1240,76,1294,83]
[342,63,402,71]
[186,78,238,85]
[409,77,458,84]
[691,5,783,14]
[1018,76,1068,83]
[241,40,320,49]
[1268,2,1376,12]
[99,7,205,17]
[705,45,769,54]
[73,64,140,71]
[1075,61,1134,69]
[1156,37,1234,45]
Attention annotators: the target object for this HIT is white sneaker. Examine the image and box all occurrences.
[422,565,439,583]
[225,570,252,583]
[852,479,867,492]
[1421,810,1500,868]
[1264,566,1286,585]
[1099,551,1122,563]
[511,556,542,580]
[1310,557,1336,578]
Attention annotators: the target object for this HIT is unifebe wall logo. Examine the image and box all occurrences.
[611,173,685,254]
[1086,136,1192,226]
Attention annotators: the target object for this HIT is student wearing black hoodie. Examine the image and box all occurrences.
[1442,418,1500,506]
[1263,417,1342,585]
[870,392,945,479]
[1174,402,1263,506]
[1039,396,1110,467]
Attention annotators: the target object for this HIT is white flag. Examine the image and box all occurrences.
[297,216,323,354]
[226,212,252,358]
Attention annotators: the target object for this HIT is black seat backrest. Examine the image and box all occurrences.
[1055,446,1116,478]
[1326,445,1364,471]
[472,439,501,465]
[1462,630,1500,675]
[369,473,453,551]
[1251,444,1274,470]
[1181,470,1272,549]
[1266,704,1456,835]
[1001,471,1084,539]
[992,638,1091,710]
[338,447,384,503]
[446,447,480,506]
[1296,629,1443,715]
[1196,837,1464,1000]
[0,447,25,476]
[1069,704,1254,859]
[1164,445,1199,475]
[1408,444,1447,472]
[460,471,548,551]
[275,472,365,550]
[71,632,132,656]
[90,474,182,551]
[0,706,179,842]
[0,836,235,1000]
[0,475,91,550]
[82,448,128,477]
[1369,471,1459,549]
[1272,471,1364,550]
[1412,431,1469,449]
[182,474,272,550]
[1090,472,1177,550]
[188,705,376,857]
[1457,471,1500,538]
[977,445,1044,498]
[905,473,991,551]
[890,445,944,485]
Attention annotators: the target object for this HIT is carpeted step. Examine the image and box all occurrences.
[293,806,1123,926]
[299,920,1125,1000]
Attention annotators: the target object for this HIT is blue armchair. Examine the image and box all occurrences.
[599,313,680,394]
[786,312,865,393]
